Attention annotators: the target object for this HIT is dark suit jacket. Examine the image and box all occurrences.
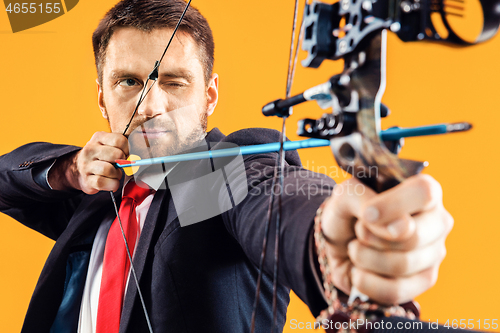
[0,128,334,333]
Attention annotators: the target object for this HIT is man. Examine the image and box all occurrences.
[0,0,452,332]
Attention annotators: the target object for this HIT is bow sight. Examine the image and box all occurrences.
[263,0,500,192]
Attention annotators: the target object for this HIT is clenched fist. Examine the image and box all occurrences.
[49,132,129,194]
[320,174,454,305]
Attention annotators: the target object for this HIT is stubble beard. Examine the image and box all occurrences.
[109,107,209,160]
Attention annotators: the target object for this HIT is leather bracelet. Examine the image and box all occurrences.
[313,199,419,332]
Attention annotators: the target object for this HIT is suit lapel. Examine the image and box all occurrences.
[118,128,226,332]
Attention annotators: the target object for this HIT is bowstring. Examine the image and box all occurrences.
[250,0,304,331]
[271,117,286,333]
[108,1,192,332]
[109,193,154,333]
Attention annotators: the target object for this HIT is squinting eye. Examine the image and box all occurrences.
[119,79,138,87]
[167,82,184,88]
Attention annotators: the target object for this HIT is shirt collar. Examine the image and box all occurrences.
[124,162,178,192]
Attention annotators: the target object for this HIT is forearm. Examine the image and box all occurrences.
[0,142,83,239]
[223,155,334,314]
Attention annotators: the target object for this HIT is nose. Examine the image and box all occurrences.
[137,82,167,118]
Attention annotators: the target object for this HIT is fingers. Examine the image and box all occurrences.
[76,132,129,194]
[87,145,128,164]
[355,174,444,242]
[321,178,376,245]
[88,160,123,180]
[361,214,416,242]
[86,174,121,193]
[361,174,443,226]
[322,175,442,244]
[347,237,446,277]
[326,254,353,295]
[351,264,440,305]
[90,131,129,157]
[355,206,454,251]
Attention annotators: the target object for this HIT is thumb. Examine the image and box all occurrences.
[321,178,376,247]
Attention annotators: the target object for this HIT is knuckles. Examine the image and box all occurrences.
[437,242,447,263]
[386,281,409,305]
[93,163,107,177]
[94,175,107,189]
[89,131,129,152]
[349,240,411,277]
[331,260,352,295]
[93,176,119,192]
[352,256,444,305]
[81,183,98,195]
[111,149,126,161]
[442,210,454,235]
[355,272,407,305]
[387,254,410,277]
[90,131,107,142]
[412,174,443,209]
[428,264,440,288]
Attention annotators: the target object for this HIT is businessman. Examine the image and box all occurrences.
[0,0,452,332]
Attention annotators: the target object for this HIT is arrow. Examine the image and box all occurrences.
[116,122,471,169]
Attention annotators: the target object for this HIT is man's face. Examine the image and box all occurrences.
[97,27,218,158]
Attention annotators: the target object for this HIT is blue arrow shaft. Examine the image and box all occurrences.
[381,124,448,141]
[116,124,458,168]
[117,138,330,167]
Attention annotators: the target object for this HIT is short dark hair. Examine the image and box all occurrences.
[92,0,214,85]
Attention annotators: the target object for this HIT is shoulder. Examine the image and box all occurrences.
[223,128,285,146]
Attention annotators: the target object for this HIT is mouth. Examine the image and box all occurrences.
[129,127,172,140]
[140,129,171,139]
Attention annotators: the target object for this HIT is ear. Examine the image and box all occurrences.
[97,79,108,120]
[206,73,218,116]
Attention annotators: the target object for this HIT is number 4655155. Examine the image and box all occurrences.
[6,3,61,14]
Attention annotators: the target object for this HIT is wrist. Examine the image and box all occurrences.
[48,151,81,191]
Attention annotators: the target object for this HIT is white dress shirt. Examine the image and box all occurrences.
[77,168,174,333]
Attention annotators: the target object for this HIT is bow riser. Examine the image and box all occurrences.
[330,31,426,193]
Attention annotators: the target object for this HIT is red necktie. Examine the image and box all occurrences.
[96,181,152,333]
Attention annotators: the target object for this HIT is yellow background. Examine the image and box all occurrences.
[1,0,499,332]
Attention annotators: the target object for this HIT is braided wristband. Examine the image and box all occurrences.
[313,200,418,333]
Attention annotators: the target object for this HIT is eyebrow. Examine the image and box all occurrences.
[108,69,195,82]
[159,69,194,82]
[109,70,137,80]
